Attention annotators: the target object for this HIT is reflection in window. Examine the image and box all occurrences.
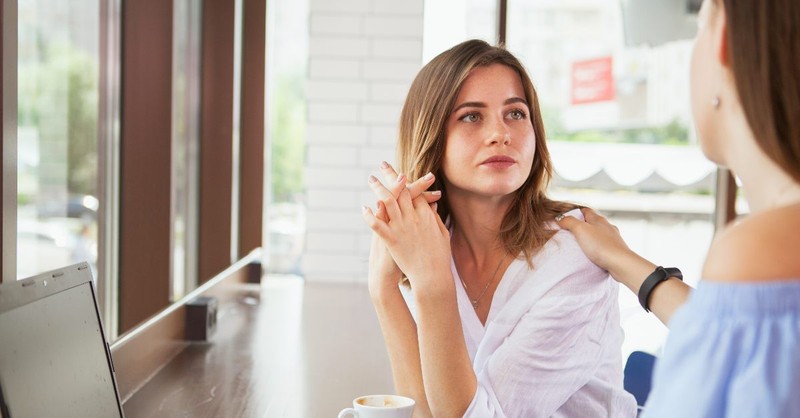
[17,0,100,279]
[506,1,715,357]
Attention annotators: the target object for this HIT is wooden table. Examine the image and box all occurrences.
[122,279,394,417]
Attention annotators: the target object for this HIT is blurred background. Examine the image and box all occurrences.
[11,0,740,358]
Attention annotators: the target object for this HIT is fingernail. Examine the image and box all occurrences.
[423,172,434,181]
[380,161,389,169]
[362,205,369,214]
[432,202,438,211]
[430,190,441,196]
[368,175,378,183]
[397,173,406,183]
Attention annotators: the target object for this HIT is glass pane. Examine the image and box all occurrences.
[18,0,101,280]
[507,1,715,357]
[423,0,497,63]
[266,0,308,276]
[171,0,202,300]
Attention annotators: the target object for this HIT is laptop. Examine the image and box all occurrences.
[0,262,124,418]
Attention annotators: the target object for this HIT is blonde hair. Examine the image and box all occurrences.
[397,39,574,264]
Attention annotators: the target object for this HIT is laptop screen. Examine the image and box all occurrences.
[0,263,123,418]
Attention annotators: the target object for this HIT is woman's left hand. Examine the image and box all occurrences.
[365,164,441,299]
[363,173,452,293]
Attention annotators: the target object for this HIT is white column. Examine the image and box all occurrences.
[304,0,424,283]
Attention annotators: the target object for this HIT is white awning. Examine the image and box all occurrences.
[549,141,717,191]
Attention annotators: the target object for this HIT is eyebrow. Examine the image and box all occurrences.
[452,97,528,113]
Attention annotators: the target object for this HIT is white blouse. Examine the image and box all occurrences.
[403,209,637,417]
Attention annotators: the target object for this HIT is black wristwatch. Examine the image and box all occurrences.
[638,266,683,312]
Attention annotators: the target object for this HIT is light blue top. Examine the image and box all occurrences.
[642,279,800,418]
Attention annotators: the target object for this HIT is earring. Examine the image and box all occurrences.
[712,96,721,109]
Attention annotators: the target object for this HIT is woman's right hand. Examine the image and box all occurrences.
[556,207,646,281]
[366,162,441,298]
[559,207,690,324]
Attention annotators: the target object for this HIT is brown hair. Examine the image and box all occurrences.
[716,0,800,182]
[396,39,574,263]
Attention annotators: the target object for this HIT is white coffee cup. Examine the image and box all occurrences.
[337,394,415,418]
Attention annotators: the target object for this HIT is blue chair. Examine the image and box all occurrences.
[624,351,657,415]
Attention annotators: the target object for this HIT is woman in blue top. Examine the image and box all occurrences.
[558,0,800,416]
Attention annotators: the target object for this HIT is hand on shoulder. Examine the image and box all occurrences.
[703,204,800,282]
[556,207,644,276]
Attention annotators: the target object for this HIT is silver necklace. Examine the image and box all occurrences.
[459,254,507,309]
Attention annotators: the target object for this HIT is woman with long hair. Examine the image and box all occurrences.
[362,39,636,417]
[558,0,800,416]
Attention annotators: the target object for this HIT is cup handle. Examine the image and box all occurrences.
[338,407,358,418]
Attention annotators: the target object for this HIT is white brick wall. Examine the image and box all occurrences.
[304,0,424,283]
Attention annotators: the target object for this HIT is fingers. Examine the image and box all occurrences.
[379,160,399,183]
[579,207,618,231]
[375,200,388,223]
[361,204,392,239]
[386,173,407,203]
[378,161,440,202]
[414,194,448,235]
[379,162,406,200]
[369,162,444,229]
[556,212,584,231]
[580,207,607,224]
[434,205,449,235]
[382,173,407,221]
[422,190,442,203]
[557,207,617,234]
[396,185,416,214]
[406,171,437,200]
[412,193,430,215]
[368,174,403,222]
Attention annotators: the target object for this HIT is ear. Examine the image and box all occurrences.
[714,6,730,67]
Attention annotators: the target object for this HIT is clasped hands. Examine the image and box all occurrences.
[362,162,452,296]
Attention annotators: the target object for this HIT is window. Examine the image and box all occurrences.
[17,0,101,280]
[506,0,714,356]
[266,0,308,276]
[171,0,203,299]
[423,0,497,63]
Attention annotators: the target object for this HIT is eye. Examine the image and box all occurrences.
[459,113,480,123]
[507,109,527,120]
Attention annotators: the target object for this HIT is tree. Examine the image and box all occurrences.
[19,41,98,198]
[269,72,305,202]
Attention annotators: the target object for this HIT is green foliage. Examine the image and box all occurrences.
[17,193,32,205]
[621,119,689,145]
[542,106,689,146]
[270,72,305,202]
[19,41,98,196]
[541,105,566,140]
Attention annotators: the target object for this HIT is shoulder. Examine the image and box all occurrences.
[542,229,610,288]
[547,208,598,265]
[703,204,800,282]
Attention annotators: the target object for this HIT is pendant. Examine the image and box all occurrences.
[471,300,478,308]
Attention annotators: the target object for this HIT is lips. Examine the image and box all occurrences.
[481,155,516,166]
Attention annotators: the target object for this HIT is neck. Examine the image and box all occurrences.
[714,94,800,213]
[447,190,511,266]
[726,137,800,213]
[739,170,800,213]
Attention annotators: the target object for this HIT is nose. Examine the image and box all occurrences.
[487,117,511,146]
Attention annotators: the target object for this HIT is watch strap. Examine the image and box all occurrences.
[638,266,683,312]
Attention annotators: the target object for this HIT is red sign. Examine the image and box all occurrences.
[571,56,615,105]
